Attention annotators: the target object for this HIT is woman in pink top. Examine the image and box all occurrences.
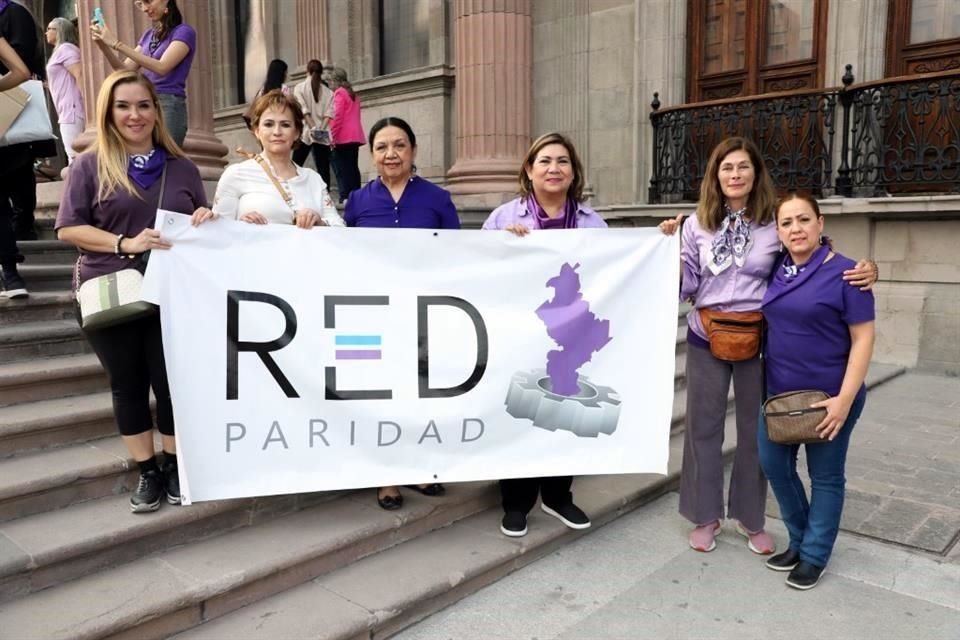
[327,67,365,203]
[45,17,84,163]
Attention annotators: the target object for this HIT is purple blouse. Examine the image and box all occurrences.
[344,176,460,229]
[680,213,780,342]
[55,152,207,285]
[762,251,875,397]
[136,23,196,97]
[482,197,608,230]
[46,43,84,125]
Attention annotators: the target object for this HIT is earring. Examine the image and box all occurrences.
[818,234,823,245]
[779,242,784,252]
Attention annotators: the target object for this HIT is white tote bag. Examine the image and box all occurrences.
[0,79,55,147]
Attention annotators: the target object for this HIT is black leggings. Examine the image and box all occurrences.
[293,142,331,187]
[78,307,174,436]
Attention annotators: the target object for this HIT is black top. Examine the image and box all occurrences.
[0,3,42,164]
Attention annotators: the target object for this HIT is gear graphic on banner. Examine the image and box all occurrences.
[505,262,620,438]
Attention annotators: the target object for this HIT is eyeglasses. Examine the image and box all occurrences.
[46,26,56,31]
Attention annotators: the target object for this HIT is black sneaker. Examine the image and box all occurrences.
[541,502,591,530]
[500,511,528,537]
[162,462,181,505]
[0,268,28,299]
[786,560,825,590]
[766,549,800,572]
[130,469,163,513]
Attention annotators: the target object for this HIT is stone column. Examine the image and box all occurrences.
[446,0,532,197]
[72,0,227,180]
[179,1,229,180]
[297,0,331,64]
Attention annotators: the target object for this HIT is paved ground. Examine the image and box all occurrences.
[395,372,960,639]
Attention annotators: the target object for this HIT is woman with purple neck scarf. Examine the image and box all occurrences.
[657,136,878,556]
[482,132,603,538]
[56,71,207,514]
[90,0,195,147]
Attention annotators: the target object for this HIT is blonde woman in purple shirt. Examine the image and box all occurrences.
[45,17,84,164]
[483,132,604,538]
[90,0,195,146]
[658,137,877,556]
[758,193,875,590]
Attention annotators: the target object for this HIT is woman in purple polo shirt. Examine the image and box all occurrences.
[658,137,878,556]
[758,193,875,590]
[56,70,207,514]
[346,116,459,510]
[90,0,195,147]
[482,132,603,538]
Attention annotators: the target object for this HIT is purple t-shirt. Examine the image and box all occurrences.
[136,23,196,97]
[55,151,207,286]
[344,176,460,229]
[762,251,875,397]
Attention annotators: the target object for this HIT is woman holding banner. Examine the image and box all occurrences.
[346,116,459,510]
[657,136,877,555]
[482,132,603,538]
[56,71,207,513]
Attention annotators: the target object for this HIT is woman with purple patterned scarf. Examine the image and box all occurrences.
[56,71,207,514]
[482,132,603,538]
[657,137,878,556]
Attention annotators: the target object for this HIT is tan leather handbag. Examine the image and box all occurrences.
[698,309,764,362]
[762,390,830,445]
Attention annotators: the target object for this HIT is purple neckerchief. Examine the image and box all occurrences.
[0,1,10,14]
[127,147,167,190]
[763,242,831,307]
[525,194,579,229]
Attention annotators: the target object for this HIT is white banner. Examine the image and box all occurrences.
[143,212,680,503]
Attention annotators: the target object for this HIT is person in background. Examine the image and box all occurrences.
[657,137,878,556]
[45,16,84,164]
[90,0,195,147]
[758,193,875,590]
[345,116,459,509]
[243,58,288,130]
[327,66,365,203]
[192,90,343,229]
[482,132,600,538]
[56,70,208,512]
[292,59,334,186]
[0,1,41,299]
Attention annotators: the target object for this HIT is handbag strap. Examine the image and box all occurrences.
[253,153,296,211]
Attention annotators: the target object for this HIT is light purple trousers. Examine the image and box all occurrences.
[678,342,768,532]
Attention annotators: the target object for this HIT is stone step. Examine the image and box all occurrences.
[0,353,105,408]
[0,436,136,524]
[0,481,505,639]
[18,240,79,266]
[0,291,75,326]
[0,487,350,604]
[0,320,89,363]
[16,265,73,293]
[0,390,117,459]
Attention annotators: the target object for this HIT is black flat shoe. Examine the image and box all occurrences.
[377,490,403,510]
[786,561,825,590]
[766,549,800,572]
[405,483,446,496]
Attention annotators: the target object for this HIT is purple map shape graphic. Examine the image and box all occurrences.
[535,263,612,396]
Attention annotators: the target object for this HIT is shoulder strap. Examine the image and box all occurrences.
[253,154,296,210]
[156,163,168,211]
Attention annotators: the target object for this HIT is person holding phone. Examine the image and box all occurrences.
[90,0,196,147]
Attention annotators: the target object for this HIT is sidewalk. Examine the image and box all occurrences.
[395,371,960,639]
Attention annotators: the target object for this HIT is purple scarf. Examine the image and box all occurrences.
[525,194,580,229]
[764,242,831,304]
[127,147,167,190]
[0,1,10,15]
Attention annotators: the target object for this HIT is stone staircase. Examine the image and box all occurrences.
[0,227,906,639]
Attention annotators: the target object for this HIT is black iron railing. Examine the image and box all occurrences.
[650,66,960,203]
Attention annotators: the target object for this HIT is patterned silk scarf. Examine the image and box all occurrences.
[707,204,752,275]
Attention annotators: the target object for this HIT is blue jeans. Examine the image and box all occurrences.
[757,391,866,568]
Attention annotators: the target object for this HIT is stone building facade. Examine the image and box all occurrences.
[27,0,960,374]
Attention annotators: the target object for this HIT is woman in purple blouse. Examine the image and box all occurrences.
[758,193,875,590]
[56,71,208,514]
[658,137,877,556]
[90,0,195,147]
[483,132,603,538]
[346,116,460,510]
